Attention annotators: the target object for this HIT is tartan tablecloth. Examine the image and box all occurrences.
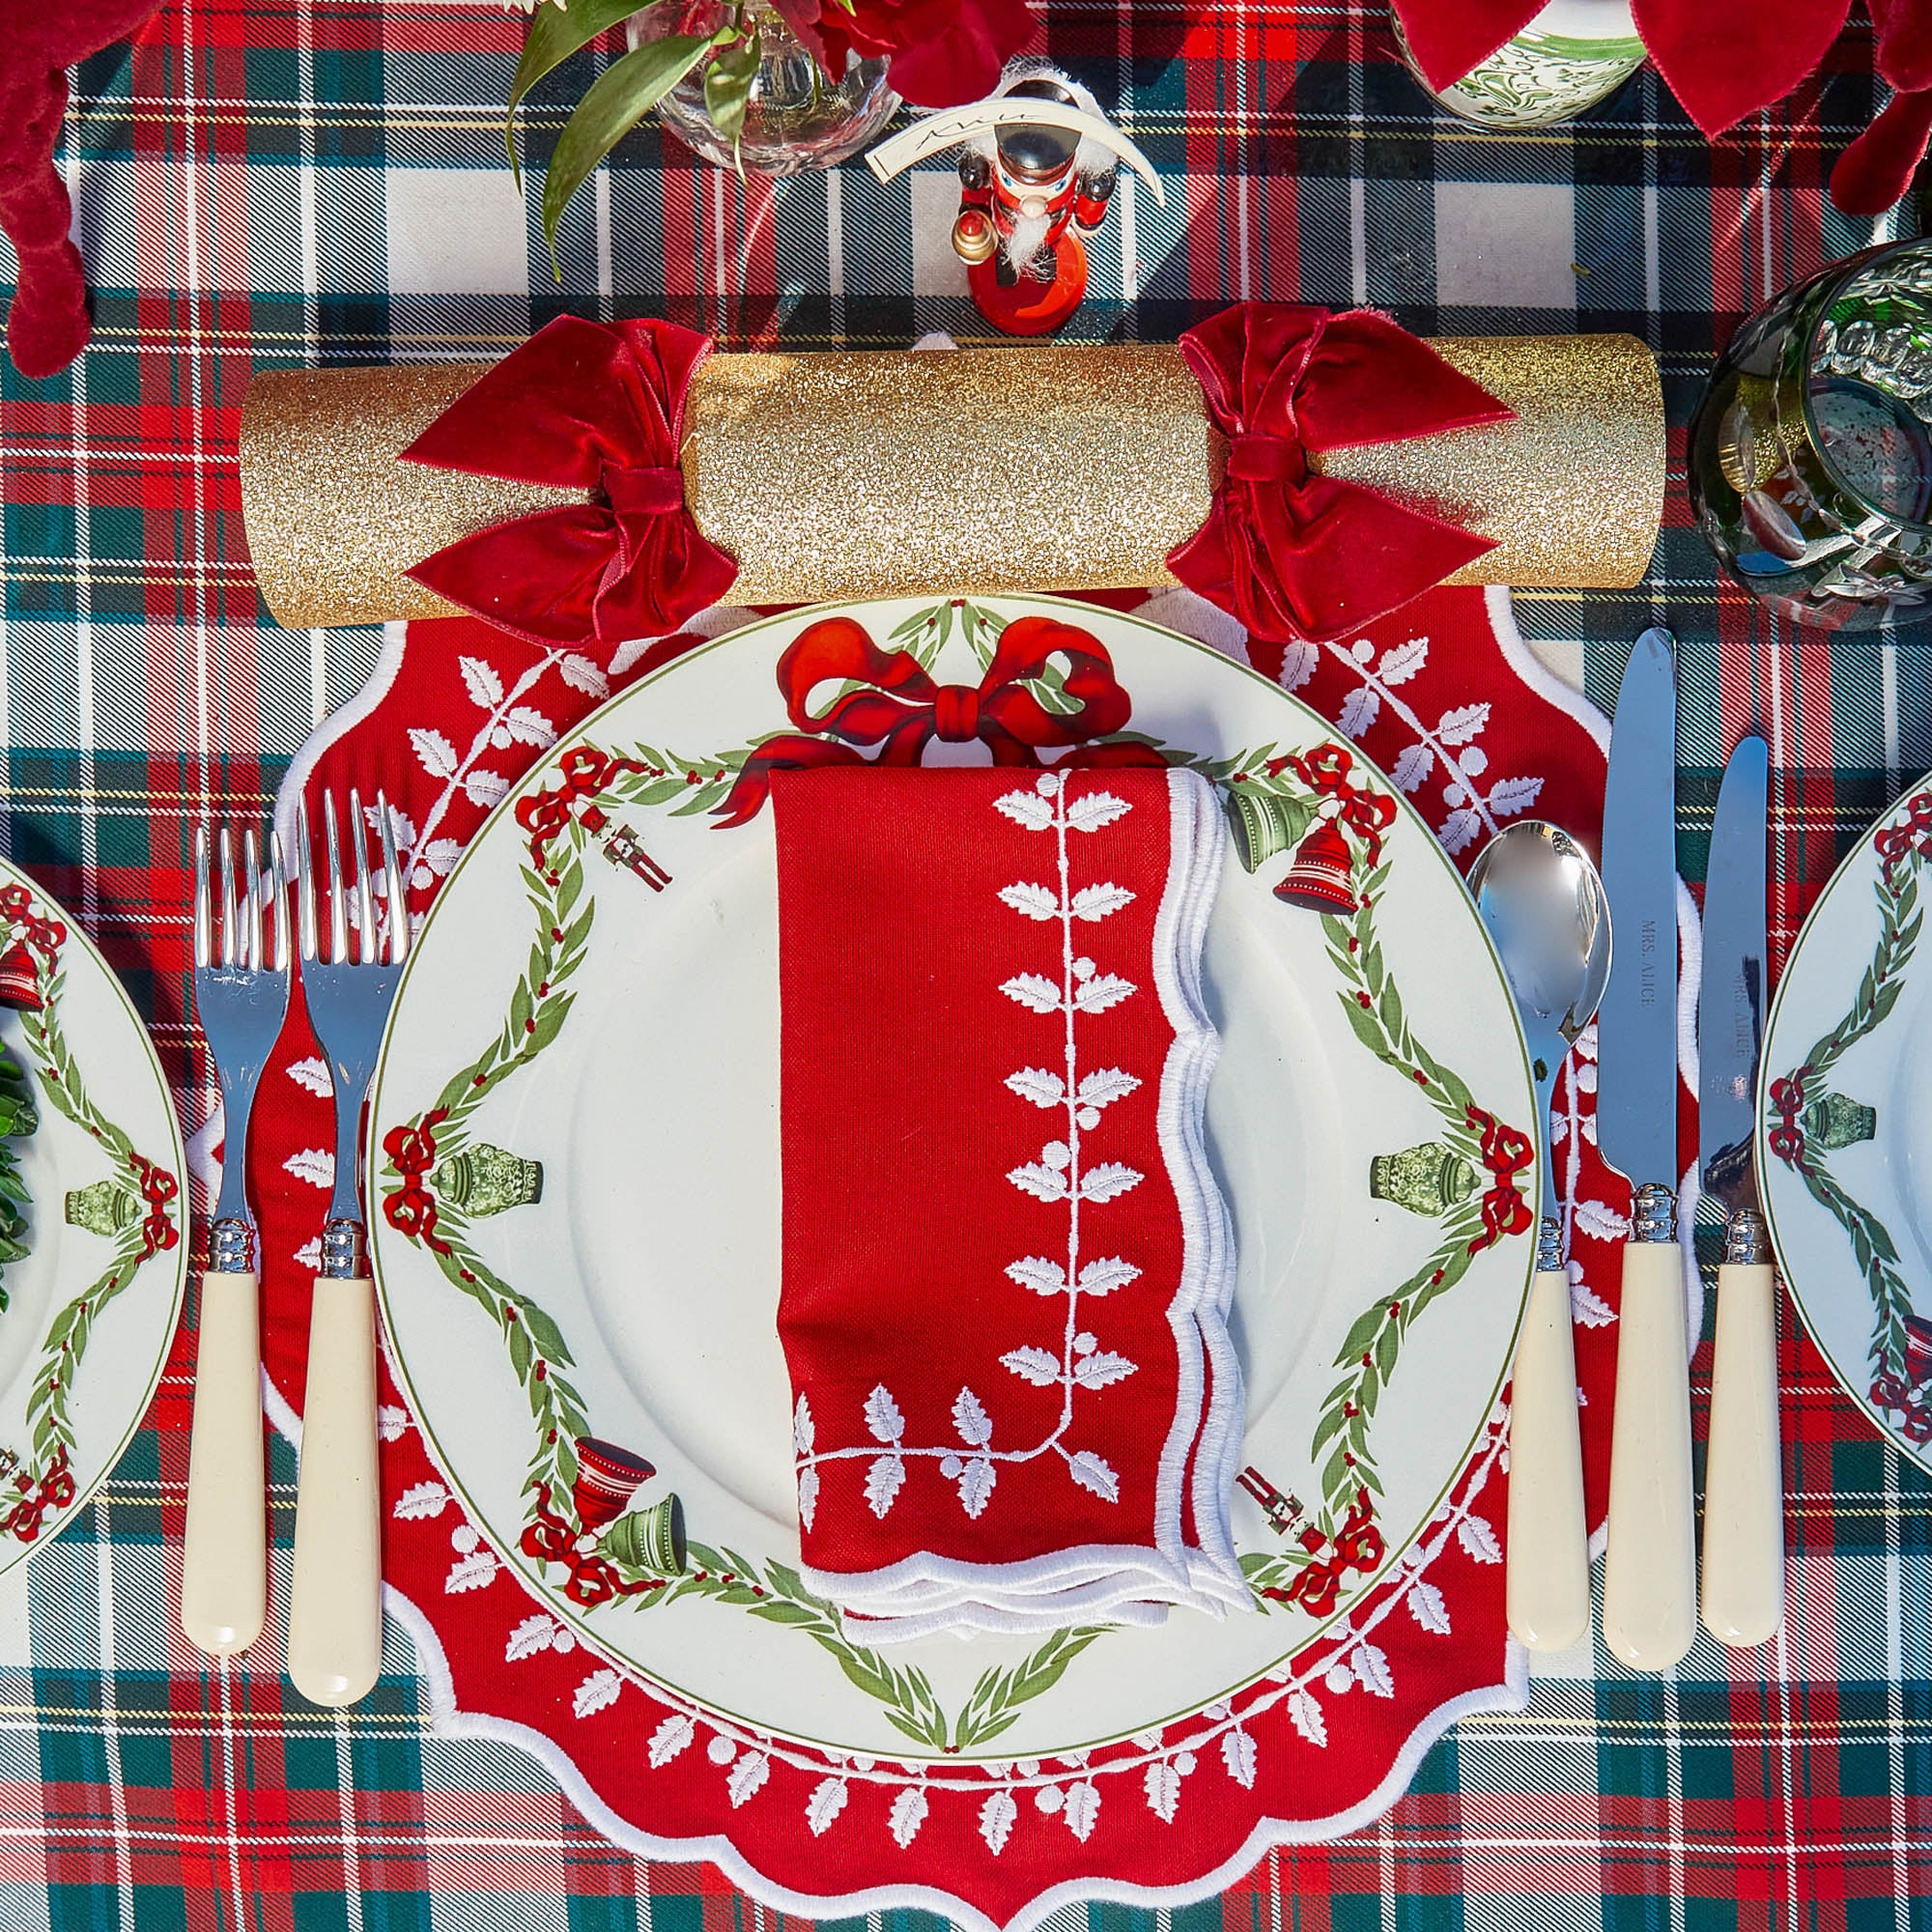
[1,2,1930,1926]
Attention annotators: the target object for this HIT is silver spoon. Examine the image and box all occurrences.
[1468,820,1612,1653]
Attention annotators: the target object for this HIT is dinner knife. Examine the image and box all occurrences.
[1697,734,1782,1647]
[1596,626,1696,1671]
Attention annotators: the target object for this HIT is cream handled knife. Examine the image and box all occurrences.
[1596,627,1696,1671]
[1697,735,1782,1647]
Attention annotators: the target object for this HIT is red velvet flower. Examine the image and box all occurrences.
[770,0,1034,107]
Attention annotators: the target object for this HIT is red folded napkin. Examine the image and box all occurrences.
[770,762,1247,1640]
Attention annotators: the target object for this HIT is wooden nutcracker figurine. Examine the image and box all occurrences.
[864,65,1167,339]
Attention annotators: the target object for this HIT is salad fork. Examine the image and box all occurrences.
[287,790,409,1708]
[184,823,290,1659]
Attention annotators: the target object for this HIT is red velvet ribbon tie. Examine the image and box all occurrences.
[399,316,739,653]
[516,745,647,868]
[1167,303,1514,647]
[1464,1104,1534,1253]
[382,1107,451,1257]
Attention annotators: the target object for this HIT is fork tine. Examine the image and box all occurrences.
[218,828,238,971]
[243,830,264,975]
[269,831,290,975]
[350,787,376,967]
[324,793,347,967]
[192,825,212,972]
[377,793,408,967]
[295,797,317,964]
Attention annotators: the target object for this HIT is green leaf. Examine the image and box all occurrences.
[750,1599,822,1629]
[541,36,716,266]
[702,28,761,160]
[507,0,652,185]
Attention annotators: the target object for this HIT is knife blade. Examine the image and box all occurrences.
[1597,626,1696,1671]
[1697,734,1782,1648]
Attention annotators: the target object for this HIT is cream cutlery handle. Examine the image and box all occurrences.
[1700,1262,1783,1647]
[181,1270,267,1657]
[1603,1239,1697,1670]
[1506,1266,1591,1652]
[288,1272,383,1707]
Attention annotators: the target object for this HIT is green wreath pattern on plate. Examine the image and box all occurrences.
[377,604,1533,1742]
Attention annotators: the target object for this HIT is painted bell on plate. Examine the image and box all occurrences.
[1273,816,1357,913]
[430,1143,543,1217]
[601,1493,688,1578]
[0,942,43,1012]
[1368,1141,1480,1218]
[572,1436,657,1531]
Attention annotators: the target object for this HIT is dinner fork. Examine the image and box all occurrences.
[183,825,290,1659]
[287,790,408,1708]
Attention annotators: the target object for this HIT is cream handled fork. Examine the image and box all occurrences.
[287,791,409,1708]
[183,825,291,1658]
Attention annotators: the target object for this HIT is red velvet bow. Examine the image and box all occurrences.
[515,745,648,869]
[382,1108,451,1257]
[129,1151,180,1261]
[1167,304,1512,647]
[1269,742,1398,868]
[400,316,739,652]
[1464,1104,1534,1253]
[714,612,1146,827]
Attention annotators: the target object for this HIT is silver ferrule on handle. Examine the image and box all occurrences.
[1536,1214,1563,1272]
[1631,1182,1677,1243]
[209,1217,254,1274]
[1723,1208,1770,1266]
[321,1217,367,1280]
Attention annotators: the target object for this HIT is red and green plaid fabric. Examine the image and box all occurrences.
[0,2,1929,1926]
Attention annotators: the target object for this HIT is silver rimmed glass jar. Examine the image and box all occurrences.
[1689,239,1932,632]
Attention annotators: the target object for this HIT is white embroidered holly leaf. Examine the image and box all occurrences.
[464,769,510,810]
[1458,1515,1503,1564]
[1378,636,1429,686]
[410,726,458,779]
[1221,1728,1258,1789]
[1072,973,1136,1013]
[380,807,419,852]
[1288,1689,1327,1747]
[287,1056,332,1098]
[1064,790,1130,833]
[1067,1450,1120,1501]
[1573,1198,1630,1243]
[1080,1162,1143,1203]
[503,705,556,748]
[1438,807,1483,856]
[394,1480,449,1520]
[1486,776,1544,818]
[648,1712,696,1767]
[890,1785,928,1847]
[998,882,1060,921]
[1406,1579,1451,1634]
[952,1387,992,1447]
[1351,1642,1395,1698]
[421,838,464,879]
[460,655,505,709]
[1435,701,1491,747]
[1005,1067,1065,1108]
[1007,1256,1067,1295]
[506,1614,557,1662]
[726,1750,770,1807]
[994,789,1057,831]
[806,1776,848,1836]
[795,1466,819,1531]
[294,1236,324,1271]
[1077,1257,1140,1296]
[1001,972,1063,1013]
[979,1788,1018,1854]
[1070,882,1135,922]
[557,652,610,698]
[1063,1780,1101,1842]
[864,1454,905,1518]
[446,1549,498,1593]
[1002,1346,1062,1386]
[377,1406,410,1442]
[1144,1760,1181,1823]
[792,1394,815,1456]
[1076,1068,1140,1110]
[1009,1162,1070,1203]
[573,1668,622,1719]
[1073,1350,1137,1389]
[864,1385,904,1444]
[1570,1276,1617,1327]
[1339,686,1380,738]
[283,1148,333,1188]
[1278,639,1318,692]
[1390,744,1432,794]
[957,1457,997,1518]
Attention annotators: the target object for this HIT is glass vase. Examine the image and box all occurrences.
[1392,0,1645,129]
[1688,238,1932,632]
[626,1,898,176]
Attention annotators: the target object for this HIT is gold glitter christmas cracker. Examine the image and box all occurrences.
[239,334,1662,628]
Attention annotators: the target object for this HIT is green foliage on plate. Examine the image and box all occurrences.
[0,1044,38,1307]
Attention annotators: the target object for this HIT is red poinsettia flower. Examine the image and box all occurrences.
[771,0,1033,107]
[1392,0,1932,215]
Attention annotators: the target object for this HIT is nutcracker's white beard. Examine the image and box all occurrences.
[1005,208,1052,279]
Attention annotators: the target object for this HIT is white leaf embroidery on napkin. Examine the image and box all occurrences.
[573,1669,622,1719]
[998,881,1060,921]
[1573,1197,1631,1243]
[956,1457,997,1518]
[1072,1350,1137,1389]
[286,1056,332,1098]
[1071,972,1135,1014]
[806,1777,848,1836]
[1278,639,1319,692]
[647,1713,696,1767]
[1486,776,1543,819]
[1438,806,1484,856]
[1569,1261,1617,1327]
[979,1788,1018,1854]
[1075,1068,1140,1111]
[446,1549,498,1594]
[377,1406,410,1441]
[1222,1729,1258,1788]
[1000,972,1062,1013]
[502,705,555,748]
[1063,790,1129,833]
[283,1148,333,1188]
[1435,701,1489,747]
[1008,1161,1070,1203]
[1062,1780,1101,1841]
[1005,1067,1065,1108]
[410,727,458,779]
[459,656,504,709]
[793,1393,816,1454]
[463,770,510,810]
[863,1386,903,1444]
[1076,1257,1139,1296]
[1378,637,1429,686]
[557,652,610,698]
[1406,1579,1452,1634]
[393,1481,448,1520]
[1067,1451,1120,1502]
[993,789,1057,831]
[889,1785,928,1847]
[1079,1162,1142,1203]
[864,1455,904,1518]
[1458,1515,1503,1564]
[1002,1346,1062,1386]
[1005,1256,1066,1294]
[1144,1760,1181,1823]
[505,1614,560,1662]
[1339,686,1381,739]
[421,838,463,879]
[795,1466,819,1530]
[1351,1642,1395,1698]
[1390,744,1432,794]
[1288,1689,1327,1747]
[952,1388,992,1446]
[1070,882,1135,922]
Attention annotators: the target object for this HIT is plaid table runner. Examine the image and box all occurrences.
[1,2,1930,1926]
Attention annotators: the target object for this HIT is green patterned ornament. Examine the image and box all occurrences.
[1369,1140,1480,1217]
[1391,1,1644,129]
[64,1178,142,1237]
[431,1144,543,1216]
[1804,1089,1877,1151]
